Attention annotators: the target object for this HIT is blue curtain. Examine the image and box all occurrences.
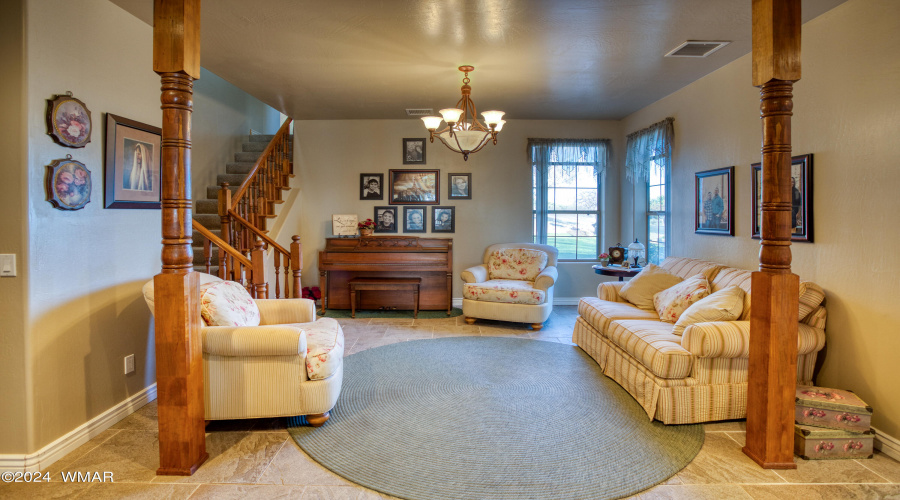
[624,117,674,183]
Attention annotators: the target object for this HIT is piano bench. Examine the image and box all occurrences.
[349,277,422,318]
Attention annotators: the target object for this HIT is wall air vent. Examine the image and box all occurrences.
[665,40,730,58]
[406,108,434,117]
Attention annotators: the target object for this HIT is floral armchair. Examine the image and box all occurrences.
[460,243,559,330]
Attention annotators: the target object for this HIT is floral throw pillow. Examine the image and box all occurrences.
[488,248,548,281]
[652,274,711,323]
[200,281,261,327]
[672,285,744,336]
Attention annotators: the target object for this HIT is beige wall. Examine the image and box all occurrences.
[192,68,282,201]
[0,0,30,455]
[283,119,624,301]
[622,0,900,437]
[5,0,281,455]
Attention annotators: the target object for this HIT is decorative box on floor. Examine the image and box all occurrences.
[795,385,873,432]
[794,424,874,460]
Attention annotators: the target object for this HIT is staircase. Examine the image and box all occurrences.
[191,133,291,272]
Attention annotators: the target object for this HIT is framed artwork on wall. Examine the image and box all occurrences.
[695,167,734,236]
[447,173,471,200]
[388,169,439,205]
[403,206,426,233]
[432,206,455,233]
[360,173,384,200]
[46,92,92,148]
[751,154,813,242]
[402,138,426,164]
[104,113,162,209]
[45,156,91,210]
[374,206,398,233]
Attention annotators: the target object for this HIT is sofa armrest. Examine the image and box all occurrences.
[682,321,826,359]
[461,264,489,284]
[682,321,751,358]
[255,298,316,325]
[534,266,558,291]
[597,281,627,302]
[203,325,307,357]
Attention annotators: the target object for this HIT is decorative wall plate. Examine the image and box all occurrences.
[47,92,92,148]
[46,155,91,210]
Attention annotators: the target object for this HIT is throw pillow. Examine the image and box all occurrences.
[200,281,261,327]
[619,263,684,310]
[653,274,711,323]
[672,285,745,335]
[488,248,548,281]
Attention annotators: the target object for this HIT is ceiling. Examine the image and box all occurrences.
[110,0,846,121]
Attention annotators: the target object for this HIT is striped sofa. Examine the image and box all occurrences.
[573,257,827,424]
[143,273,344,425]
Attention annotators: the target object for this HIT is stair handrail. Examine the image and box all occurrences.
[230,118,293,212]
[191,219,269,297]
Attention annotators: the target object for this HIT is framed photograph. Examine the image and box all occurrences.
[46,92,92,148]
[374,206,398,233]
[360,173,384,200]
[104,113,162,209]
[332,214,359,236]
[389,169,439,205]
[695,167,734,236]
[432,206,455,233]
[403,206,427,233]
[402,138,426,164]
[447,173,472,200]
[45,156,92,210]
[752,154,813,242]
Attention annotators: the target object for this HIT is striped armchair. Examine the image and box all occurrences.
[142,273,344,426]
[573,257,827,424]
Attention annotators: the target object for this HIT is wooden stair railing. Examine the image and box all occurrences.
[230,118,293,233]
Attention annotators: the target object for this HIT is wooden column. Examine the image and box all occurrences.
[152,0,208,476]
[743,0,801,469]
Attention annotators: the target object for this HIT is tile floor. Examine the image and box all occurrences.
[3,306,899,500]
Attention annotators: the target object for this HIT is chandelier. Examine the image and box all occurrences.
[421,66,505,161]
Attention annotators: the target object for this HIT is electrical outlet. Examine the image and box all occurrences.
[124,354,135,375]
[0,254,15,277]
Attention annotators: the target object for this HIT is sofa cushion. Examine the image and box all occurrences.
[798,281,826,321]
[577,297,660,334]
[200,281,261,327]
[709,267,754,320]
[292,317,344,380]
[607,319,694,379]
[463,279,546,305]
[487,248,548,281]
[673,285,745,336]
[653,274,711,323]
[619,263,684,311]
[142,273,222,326]
[660,257,722,282]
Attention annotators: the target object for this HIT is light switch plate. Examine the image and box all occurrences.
[0,254,15,277]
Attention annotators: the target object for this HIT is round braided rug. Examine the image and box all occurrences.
[289,337,703,500]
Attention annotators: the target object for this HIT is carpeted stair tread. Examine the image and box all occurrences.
[242,142,269,152]
[217,173,249,186]
[249,134,292,143]
[234,151,262,162]
[226,162,256,175]
[194,214,221,229]
[206,185,238,199]
[194,199,218,214]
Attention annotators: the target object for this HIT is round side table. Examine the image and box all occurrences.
[592,265,641,282]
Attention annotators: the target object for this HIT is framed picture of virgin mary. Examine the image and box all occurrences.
[104,113,162,209]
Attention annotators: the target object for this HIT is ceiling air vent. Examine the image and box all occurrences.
[406,108,434,117]
[665,40,730,58]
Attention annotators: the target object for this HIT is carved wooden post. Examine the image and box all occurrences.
[217,183,231,278]
[251,240,268,299]
[291,236,302,298]
[152,0,208,476]
[743,0,801,470]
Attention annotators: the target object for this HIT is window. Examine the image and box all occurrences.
[625,118,673,266]
[529,139,609,260]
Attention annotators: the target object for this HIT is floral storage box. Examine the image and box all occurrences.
[794,424,874,460]
[795,385,872,432]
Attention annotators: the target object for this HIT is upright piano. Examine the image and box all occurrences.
[318,236,452,314]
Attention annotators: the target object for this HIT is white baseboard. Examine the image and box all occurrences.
[0,384,157,472]
[873,426,900,461]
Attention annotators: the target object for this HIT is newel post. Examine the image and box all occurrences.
[291,236,302,298]
[743,0,801,470]
[151,0,208,476]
